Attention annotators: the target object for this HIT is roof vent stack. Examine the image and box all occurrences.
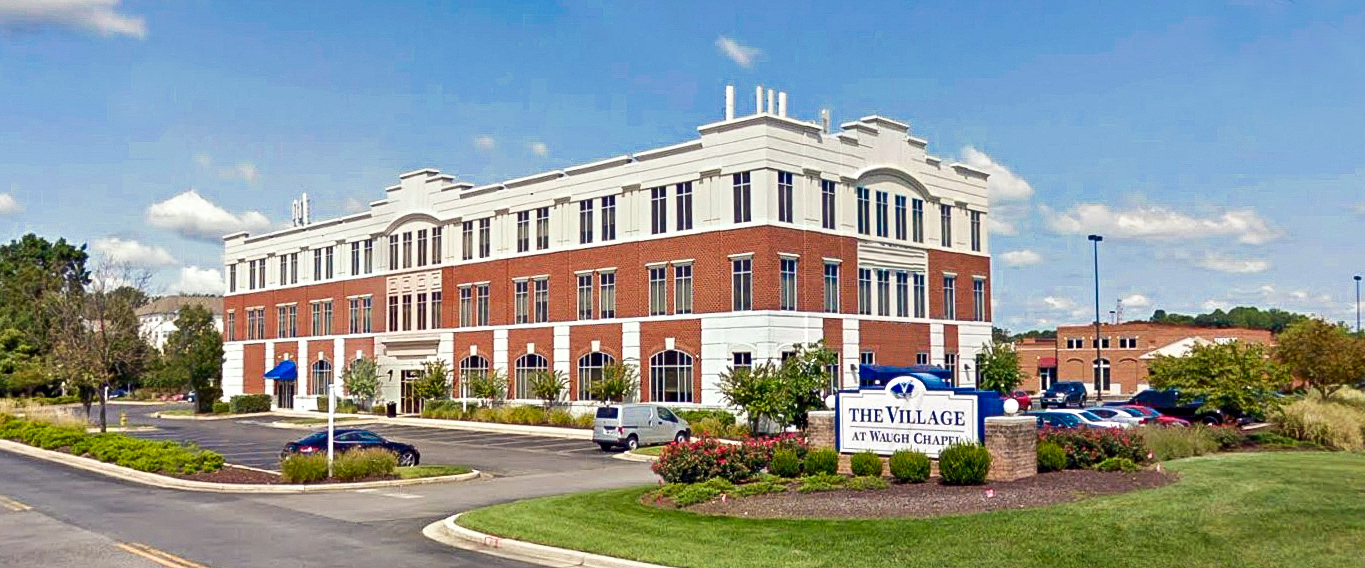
[820,109,831,134]
[778,91,787,117]
[724,85,735,121]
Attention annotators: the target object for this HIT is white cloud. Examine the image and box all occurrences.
[1121,294,1151,308]
[473,136,495,151]
[960,147,1034,202]
[194,154,259,183]
[715,36,761,68]
[172,266,222,295]
[1000,250,1042,267]
[1042,204,1280,245]
[1195,251,1270,274]
[145,190,272,242]
[0,193,19,215]
[1202,299,1230,311]
[90,237,177,268]
[0,0,146,39]
[529,142,548,157]
[342,198,367,214]
[1041,296,1080,313]
[1290,290,1309,300]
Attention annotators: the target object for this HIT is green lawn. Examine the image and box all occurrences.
[458,452,1365,568]
[630,445,664,457]
[396,465,472,479]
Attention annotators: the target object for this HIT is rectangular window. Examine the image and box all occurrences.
[860,351,876,365]
[387,295,399,331]
[478,219,491,258]
[363,240,372,274]
[821,180,836,230]
[823,262,840,313]
[361,297,372,333]
[402,232,412,269]
[876,269,891,316]
[277,306,288,338]
[599,271,616,318]
[536,207,550,250]
[912,199,924,243]
[857,268,872,315]
[779,257,798,311]
[431,291,441,328]
[533,278,548,323]
[516,211,530,253]
[732,352,753,371]
[459,287,472,327]
[674,263,693,315]
[351,242,361,275]
[650,186,667,235]
[913,272,926,318]
[601,196,617,241]
[973,279,986,321]
[226,311,235,340]
[279,256,288,287]
[431,227,442,264]
[579,201,594,244]
[896,271,910,317]
[941,204,953,247]
[248,260,257,291]
[732,172,752,223]
[777,171,793,223]
[417,230,428,266]
[255,308,265,339]
[389,235,399,270]
[675,182,693,230]
[400,295,411,331]
[313,301,333,336]
[462,222,474,260]
[245,309,256,340]
[577,275,593,320]
[313,249,323,281]
[514,280,529,324]
[324,247,333,280]
[945,353,957,386]
[349,298,360,334]
[416,293,428,331]
[894,195,907,240]
[648,266,667,316]
[916,352,929,365]
[731,257,752,311]
[875,191,889,237]
[476,284,490,326]
[855,187,870,235]
[943,275,957,320]
[971,211,982,252]
[287,305,298,338]
[228,264,236,293]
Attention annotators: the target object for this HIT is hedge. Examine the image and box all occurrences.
[0,414,224,475]
[229,394,272,414]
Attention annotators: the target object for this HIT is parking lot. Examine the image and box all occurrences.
[124,407,628,476]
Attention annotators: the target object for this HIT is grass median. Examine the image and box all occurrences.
[457,452,1365,568]
[397,465,473,479]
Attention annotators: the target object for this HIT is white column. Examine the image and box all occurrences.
[553,325,570,375]
[264,342,275,407]
[841,318,859,390]
[493,329,509,373]
[296,339,309,398]
[930,323,946,365]
[437,333,455,366]
[622,321,641,365]
[333,337,345,394]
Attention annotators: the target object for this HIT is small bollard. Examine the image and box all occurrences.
[119,412,128,429]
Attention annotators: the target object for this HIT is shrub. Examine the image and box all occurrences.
[1039,426,1149,469]
[505,405,546,425]
[672,484,722,507]
[1096,457,1140,473]
[1272,398,1364,451]
[798,473,845,493]
[1207,425,1246,449]
[573,413,595,429]
[229,394,272,414]
[547,410,575,427]
[804,448,839,475]
[333,447,398,481]
[675,409,736,427]
[849,451,883,477]
[1037,442,1067,473]
[652,438,752,484]
[212,401,230,415]
[1,417,223,475]
[769,449,801,478]
[889,450,931,483]
[700,477,736,492]
[1248,431,1317,448]
[733,480,788,497]
[1137,425,1220,461]
[281,453,329,483]
[846,475,890,491]
[938,443,992,486]
[692,417,726,438]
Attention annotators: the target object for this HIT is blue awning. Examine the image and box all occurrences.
[264,360,297,381]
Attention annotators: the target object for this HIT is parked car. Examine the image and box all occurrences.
[1024,411,1084,430]
[1049,408,1131,429]
[1085,406,1147,427]
[592,404,691,451]
[1040,382,1089,409]
[1125,389,1229,425]
[1001,390,1032,411]
[1123,405,1190,427]
[280,429,421,466]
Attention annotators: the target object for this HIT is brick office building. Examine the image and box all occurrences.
[1016,323,1274,396]
[221,87,995,412]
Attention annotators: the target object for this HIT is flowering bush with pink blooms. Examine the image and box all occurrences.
[651,434,809,484]
[1038,427,1149,469]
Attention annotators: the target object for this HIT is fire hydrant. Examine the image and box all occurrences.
[119,412,128,429]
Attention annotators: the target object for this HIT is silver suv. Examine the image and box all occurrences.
[592,404,690,451]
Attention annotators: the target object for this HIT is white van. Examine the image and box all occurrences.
[592,404,691,451]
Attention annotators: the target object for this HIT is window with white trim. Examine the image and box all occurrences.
[970,211,982,252]
[940,204,953,247]
[579,201,593,244]
[777,171,793,223]
[514,354,547,399]
[973,278,986,321]
[857,268,872,315]
[856,187,870,235]
[514,280,529,324]
[577,274,593,320]
[577,352,614,401]
[650,187,667,235]
[875,191,889,238]
[876,269,891,316]
[650,350,694,403]
[648,266,667,316]
[417,229,428,266]
[674,263,693,315]
[912,198,924,243]
[599,271,616,318]
[516,211,531,253]
[462,221,474,260]
[475,284,490,326]
[478,218,490,258]
[779,257,798,311]
[732,172,752,223]
[731,257,752,311]
[896,271,909,318]
[942,275,956,320]
[821,180,836,230]
[536,207,550,250]
[459,286,473,327]
[676,182,693,231]
[601,196,617,241]
[533,278,548,323]
[894,195,907,240]
[913,272,927,318]
[823,262,840,313]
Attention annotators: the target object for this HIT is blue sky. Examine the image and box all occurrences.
[1,0,1362,330]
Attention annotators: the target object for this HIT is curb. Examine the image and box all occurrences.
[271,410,593,440]
[423,513,674,568]
[614,451,658,463]
[151,411,276,421]
[85,426,158,434]
[0,439,480,493]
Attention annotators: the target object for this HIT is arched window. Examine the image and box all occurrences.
[577,352,616,401]
[649,350,694,403]
[514,354,548,399]
[1093,358,1111,390]
[311,360,332,396]
[459,355,489,387]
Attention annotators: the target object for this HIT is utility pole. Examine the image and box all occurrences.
[1088,235,1104,403]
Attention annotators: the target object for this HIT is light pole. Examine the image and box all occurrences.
[1355,275,1361,334]
[1088,234,1104,403]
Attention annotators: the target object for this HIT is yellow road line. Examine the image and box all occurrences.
[0,494,31,512]
[115,542,211,568]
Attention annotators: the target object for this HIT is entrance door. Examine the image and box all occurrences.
[274,381,296,409]
[400,369,422,414]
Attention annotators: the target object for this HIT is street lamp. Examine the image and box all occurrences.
[1088,234,1104,402]
[1355,275,1362,334]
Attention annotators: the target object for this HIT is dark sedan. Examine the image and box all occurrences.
[280,429,421,466]
[1024,411,1084,430]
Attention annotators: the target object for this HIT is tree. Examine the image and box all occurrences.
[718,363,782,433]
[588,362,638,404]
[976,342,1022,394]
[411,359,452,406]
[991,327,1011,344]
[342,357,380,410]
[0,328,49,396]
[1149,341,1290,419]
[467,368,508,406]
[717,341,839,432]
[1009,329,1057,342]
[0,234,90,352]
[1149,306,1310,334]
[158,303,224,414]
[1275,319,1365,398]
[527,370,568,410]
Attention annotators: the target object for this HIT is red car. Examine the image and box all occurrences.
[1002,390,1032,411]
[1123,405,1190,427]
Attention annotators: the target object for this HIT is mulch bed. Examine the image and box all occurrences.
[677,469,1178,520]
[172,465,398,485]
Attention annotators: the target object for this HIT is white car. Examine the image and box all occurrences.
[1084,406,1146,427]
[1050,408,1131,429]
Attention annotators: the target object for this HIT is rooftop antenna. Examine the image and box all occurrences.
[290,192,311,227]
[820,109,831,134]
[1115,298,1124,324]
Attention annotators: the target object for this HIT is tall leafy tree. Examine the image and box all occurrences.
[158,303,224,414]
[0,328,48,396]
[1275,319,1365,398]
[718,341,838,432]
[1149,341,1290,419]
[342,357,380,410]
[976,342,1022,394]
[0,234,89,351]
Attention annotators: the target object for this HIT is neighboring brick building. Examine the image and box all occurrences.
[1015,323,1274,396]
[221,87,995,412]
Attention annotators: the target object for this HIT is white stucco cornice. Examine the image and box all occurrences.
[949,162,991,180]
